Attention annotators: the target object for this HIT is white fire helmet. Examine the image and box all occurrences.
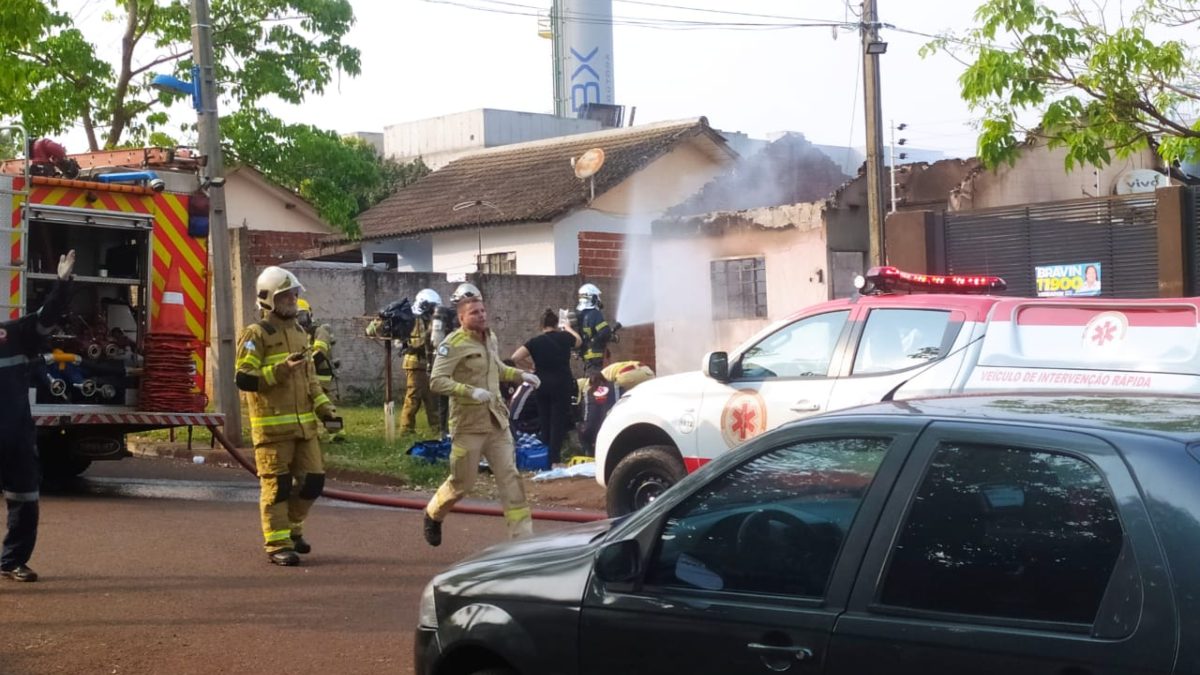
[451,282,482,305]
[256,266,304,312]
[413,288,442,316]
[577,283,602,311]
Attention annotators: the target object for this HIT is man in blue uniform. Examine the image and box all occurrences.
[0,250,75,582]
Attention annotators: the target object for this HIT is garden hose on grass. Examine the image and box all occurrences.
[207,425,606,524]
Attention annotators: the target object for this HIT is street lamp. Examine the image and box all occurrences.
[451,200,505,272]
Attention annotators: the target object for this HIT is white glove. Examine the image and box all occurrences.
[521,372,541,389]
[57,250,76,280]
[470,388,492,403]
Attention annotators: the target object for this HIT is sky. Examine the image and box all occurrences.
[57,0,988,159]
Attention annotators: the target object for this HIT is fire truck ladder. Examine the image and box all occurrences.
[0,125,30,320]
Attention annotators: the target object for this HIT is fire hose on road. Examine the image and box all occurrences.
[207,425,607,524]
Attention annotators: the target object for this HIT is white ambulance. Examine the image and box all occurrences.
[596,266,1200,515]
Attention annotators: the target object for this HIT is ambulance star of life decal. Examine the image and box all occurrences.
[720,390,768,448]
[1083,311,1129,350]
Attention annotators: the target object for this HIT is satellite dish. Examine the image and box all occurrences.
[573,148,606,179]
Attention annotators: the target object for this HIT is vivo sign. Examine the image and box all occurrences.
[1114,169,1170,195]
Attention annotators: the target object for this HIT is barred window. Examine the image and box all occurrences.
[711,257,767,320]
[476,251,517,275]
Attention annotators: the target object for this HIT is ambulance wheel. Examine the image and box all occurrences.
[606,446,686,517]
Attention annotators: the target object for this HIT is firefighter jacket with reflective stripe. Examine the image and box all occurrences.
[235,314,335,445]
[310,323,335,385]
[578,307,611,369]
[0,279,71,424]
[402,317,434,371]
[430,328,523,434]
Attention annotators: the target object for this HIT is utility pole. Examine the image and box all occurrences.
[190,0,241,443]
[861,0,887,266]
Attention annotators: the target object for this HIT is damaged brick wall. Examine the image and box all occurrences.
[578,230,624,278]
[246,231,326,266]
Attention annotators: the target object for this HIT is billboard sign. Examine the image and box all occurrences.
[1036,262,1102,297]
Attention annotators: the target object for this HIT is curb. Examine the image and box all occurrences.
[127,440,240,464]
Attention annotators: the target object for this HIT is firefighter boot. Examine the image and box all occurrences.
[268,549,300,566]
[291,534,312,554]
[423,513,442,547]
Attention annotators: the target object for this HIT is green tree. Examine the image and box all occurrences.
[0,0,360,151]
[925,0,1200,169]
[223,108,429,236]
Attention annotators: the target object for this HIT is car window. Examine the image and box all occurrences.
[645,437,890,597]
[852,309,953,375]
[880,442,1124,624]
[735,310,849,380]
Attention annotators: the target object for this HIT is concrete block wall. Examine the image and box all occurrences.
[277,265,586,397]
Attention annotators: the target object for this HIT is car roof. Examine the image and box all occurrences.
[823,392,1200,442]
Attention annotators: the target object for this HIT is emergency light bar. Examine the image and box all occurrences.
[859,266,1007,294]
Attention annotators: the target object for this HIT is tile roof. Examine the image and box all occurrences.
[338,117,730,244]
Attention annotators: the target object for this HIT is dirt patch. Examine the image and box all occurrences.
[460,471,607,513]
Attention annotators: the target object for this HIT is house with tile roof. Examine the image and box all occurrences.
[304,118,737,276]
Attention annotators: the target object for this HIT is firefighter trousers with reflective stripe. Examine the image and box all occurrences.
[425,427,533,539]
[255,437,324,553]
[400,368,440,432]
[1,421,40,570]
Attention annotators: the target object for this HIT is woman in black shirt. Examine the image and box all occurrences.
[511,309,581,464]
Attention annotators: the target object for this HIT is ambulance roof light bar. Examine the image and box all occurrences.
[856,266,1007,295]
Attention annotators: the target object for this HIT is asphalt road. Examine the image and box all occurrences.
[1,457,576,675]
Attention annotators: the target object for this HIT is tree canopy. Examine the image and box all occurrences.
[0,0,423,234]
[0,0,360,150]
[925,0,1200,169]
[223,108,429,237]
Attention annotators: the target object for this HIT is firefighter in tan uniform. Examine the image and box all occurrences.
[400,288,441,434]
[423,295,540,546]
[235,267,337,567]
[297,299,342,442]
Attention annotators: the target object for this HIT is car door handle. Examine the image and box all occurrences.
[789,400,821,412]
[746,643,814,661]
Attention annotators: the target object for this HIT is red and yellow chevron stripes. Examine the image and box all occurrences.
[8,189,20,320]
[9,178,209,390]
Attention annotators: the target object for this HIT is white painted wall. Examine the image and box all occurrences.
[224,170,331,234]
[384,109,601,169]
[652,205,830,375]
[360,236,433,271]
[431,221,558,275]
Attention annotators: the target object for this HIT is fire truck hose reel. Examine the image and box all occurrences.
[206,425,605,524]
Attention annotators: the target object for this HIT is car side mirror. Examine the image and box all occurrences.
[703,351,729,382]
[595,539,641,583]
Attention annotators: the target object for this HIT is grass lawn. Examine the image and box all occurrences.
[131,405,450,490]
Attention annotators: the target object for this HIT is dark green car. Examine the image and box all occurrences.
[416,394,1200,674]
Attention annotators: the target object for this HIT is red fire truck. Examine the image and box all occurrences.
[1,133,222,478]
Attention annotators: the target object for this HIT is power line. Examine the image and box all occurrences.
[422,0,857,31]
[613,0,843,23]
[844,46,862,173]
